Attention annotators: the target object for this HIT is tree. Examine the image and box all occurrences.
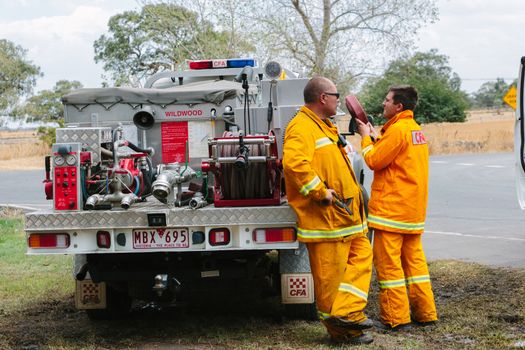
[471,78,512,109]
[0,39,42,115]
[167,0,438,92]
[94,3,254,85]
[359,49,469,124]
[21,80,83,120]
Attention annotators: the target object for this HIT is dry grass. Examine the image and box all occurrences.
[423,109,514,155]
[339,108,515,155]
[0,130,49,170]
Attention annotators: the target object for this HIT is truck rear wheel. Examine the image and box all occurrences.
[86,285,132,320]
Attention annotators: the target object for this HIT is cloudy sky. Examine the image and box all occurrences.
[1,0,524,93]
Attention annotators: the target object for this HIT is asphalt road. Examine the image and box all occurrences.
[363,152,525,268]
[2,152,525,267]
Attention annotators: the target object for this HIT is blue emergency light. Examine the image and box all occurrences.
[227,58,256,68]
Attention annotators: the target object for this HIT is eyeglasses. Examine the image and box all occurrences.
[324,92,340,99]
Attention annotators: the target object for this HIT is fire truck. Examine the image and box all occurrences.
[516,56,525,208]
[24,59,366,319]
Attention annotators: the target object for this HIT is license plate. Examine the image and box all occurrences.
[133,228,189,249]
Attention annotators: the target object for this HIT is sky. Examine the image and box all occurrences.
[0,0,524,94]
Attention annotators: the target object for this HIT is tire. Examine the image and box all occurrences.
[86,284,132,320]
[284,302,318,321]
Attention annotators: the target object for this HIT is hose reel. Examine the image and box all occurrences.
[202,131,282,207]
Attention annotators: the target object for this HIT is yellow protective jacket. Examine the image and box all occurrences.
[283,106,368,242]
[361,110,428,234]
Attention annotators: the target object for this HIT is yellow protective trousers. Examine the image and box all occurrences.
[373,229,438,327]
[306,233,373,337]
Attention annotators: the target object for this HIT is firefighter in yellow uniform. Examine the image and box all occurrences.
[283,77,373,345]
[356,85,438,330]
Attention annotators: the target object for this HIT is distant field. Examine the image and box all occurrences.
[340,108,515,155]
[0,108,516,170]
[0,130,49,170]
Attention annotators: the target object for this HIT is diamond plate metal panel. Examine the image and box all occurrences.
[167,206,297,226]
[25,203,297,231]
[56,127,112,164]
[280,243,311,273]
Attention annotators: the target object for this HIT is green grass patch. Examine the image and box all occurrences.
[0,217,73,314]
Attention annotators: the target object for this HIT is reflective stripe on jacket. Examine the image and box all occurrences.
[361,110,428,234]
[283,106,368,242]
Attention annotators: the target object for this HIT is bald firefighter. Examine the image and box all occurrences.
[356,85,438,330]
[283,77,373,345]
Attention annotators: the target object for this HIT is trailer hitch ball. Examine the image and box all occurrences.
[153,274,168,297]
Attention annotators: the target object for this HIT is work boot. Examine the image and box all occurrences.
[325,316,374,330]
[330,332,374,345]
[373,320,412,332]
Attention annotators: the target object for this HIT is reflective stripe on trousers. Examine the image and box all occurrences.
[307,233,372,323]
[373,229,438,327]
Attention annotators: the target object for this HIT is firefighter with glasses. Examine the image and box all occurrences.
[283,76,373,345]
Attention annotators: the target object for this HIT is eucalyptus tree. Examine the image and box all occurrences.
[0,39,42,115]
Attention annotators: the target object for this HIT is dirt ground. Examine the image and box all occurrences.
[1,261,524,349]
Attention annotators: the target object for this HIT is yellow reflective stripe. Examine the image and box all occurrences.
[318,311,330,320]
[368,215,425,231]
[315,137,334,149]
[378,278,406,289]
[299,175,321,196]
[406,275,431,285]
[339,283,368,301]
[362,145,373,156]
[298,223,368,240]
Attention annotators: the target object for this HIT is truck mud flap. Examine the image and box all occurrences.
[280,273,314,304]
[75,280,106,310]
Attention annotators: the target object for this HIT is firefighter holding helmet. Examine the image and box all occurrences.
[283,76,373,345]
[356,85,438,330]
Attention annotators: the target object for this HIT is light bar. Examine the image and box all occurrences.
[253,227,296,243]
[188,58,256,70]
[28,233,70,249]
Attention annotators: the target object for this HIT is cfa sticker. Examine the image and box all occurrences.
[75,280,106,309]
[288,277,308,297]
[281,273,314,303]
[412,130,427,145]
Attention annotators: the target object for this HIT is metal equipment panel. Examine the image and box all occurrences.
[56,127,112,164]
[25,202,297,231]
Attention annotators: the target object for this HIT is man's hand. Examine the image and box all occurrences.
[368,123,379,139]
[356,119,370,137]
[356,119,378,139]
[321,189,337,205]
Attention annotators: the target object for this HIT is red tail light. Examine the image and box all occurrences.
[209,228,230,246]
[189,60,213,69]
[97,230,111,248]
[28,233,70,248]
[253,228,296,243]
